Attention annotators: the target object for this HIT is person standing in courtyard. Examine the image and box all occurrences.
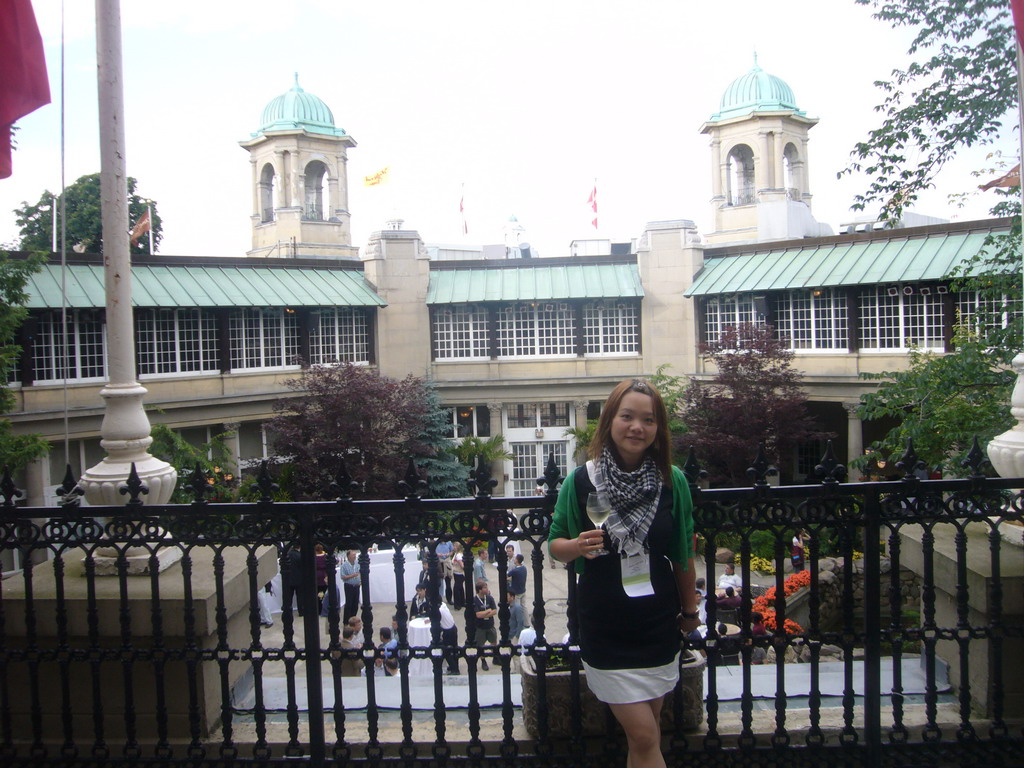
[791,529,809,572]
[473,579,498,671]
[549,378,698,768]
[507,553,528,612]
[452,542,466,610]
[339,550,361,624]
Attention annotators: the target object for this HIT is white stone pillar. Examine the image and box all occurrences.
[710,138,722,199]
[223,422,242,475]
[78,0,176,508]
[249,158,259,217]
[757,132,771,192]
[988,353,1024,478]
[844,402,863,474]
[487,401,505,496]
[572,399,589,464]
[24,454,48,507]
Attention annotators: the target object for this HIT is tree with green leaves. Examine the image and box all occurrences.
[648,364,691,440]
[676,323,832,486]
[841,0,1016,220]
[564,420,597,463]
[148,423,236,503]
[450,434,513,476]
[0,252,49,473]
[14,173,162,254]
[845,0,1022,474]
[415,381,471,499]
[858,327,1015,474]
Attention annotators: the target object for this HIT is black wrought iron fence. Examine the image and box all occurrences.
[0,446,1022,767]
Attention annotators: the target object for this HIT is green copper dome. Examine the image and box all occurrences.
[709,58,806,122]
[253,74,347,138]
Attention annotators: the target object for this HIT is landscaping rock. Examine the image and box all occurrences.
[819,644,844,661]
[715,548,735,564]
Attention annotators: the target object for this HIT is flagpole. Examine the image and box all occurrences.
[1011,39,1019,301]
[78,0,175,506]
[147,202,153,255]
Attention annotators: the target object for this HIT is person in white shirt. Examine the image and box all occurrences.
[437,601,460,674]
[716,563,743,595]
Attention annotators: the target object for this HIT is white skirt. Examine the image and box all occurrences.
[582,653,680,705]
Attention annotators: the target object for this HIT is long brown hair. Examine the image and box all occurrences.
[588,378,673,484]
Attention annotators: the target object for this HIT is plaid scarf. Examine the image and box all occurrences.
[600,446,662,554]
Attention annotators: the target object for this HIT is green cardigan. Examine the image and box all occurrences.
[548,464,695,575]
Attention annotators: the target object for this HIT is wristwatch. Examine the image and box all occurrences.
[680,610,699,620]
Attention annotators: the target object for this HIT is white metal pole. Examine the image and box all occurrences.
[79,0,175,506]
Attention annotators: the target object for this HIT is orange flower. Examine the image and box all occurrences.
[760,608,803,635]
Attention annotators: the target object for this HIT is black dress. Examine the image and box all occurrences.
[573,470,679,671]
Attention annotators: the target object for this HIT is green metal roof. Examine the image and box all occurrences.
[426,263,644,304]
[685,226,1007,297]
[24,264,386,309]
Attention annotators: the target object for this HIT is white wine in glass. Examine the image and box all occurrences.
[585,495,611,556]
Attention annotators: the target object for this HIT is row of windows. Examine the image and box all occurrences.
[24,308,370,383]
[18,288,1017,384]
[704,288,1021,351]
[432,302,640,360]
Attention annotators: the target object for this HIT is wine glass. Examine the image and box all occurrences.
[585,495,611,556]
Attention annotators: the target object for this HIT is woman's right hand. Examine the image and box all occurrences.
[576,531,605,559]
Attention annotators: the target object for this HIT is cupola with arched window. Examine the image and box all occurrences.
[239,74,358,260]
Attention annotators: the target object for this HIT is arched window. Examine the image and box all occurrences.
[304,161,329,221]
[726,145,755,206]
[259,163,276,223]
[783,143,800,200]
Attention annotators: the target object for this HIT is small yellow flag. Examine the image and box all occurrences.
[363,167,390,187]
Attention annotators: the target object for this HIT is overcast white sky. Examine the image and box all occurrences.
[0,0,1014,257]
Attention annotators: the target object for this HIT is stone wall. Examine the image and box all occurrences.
[769,557,922,664]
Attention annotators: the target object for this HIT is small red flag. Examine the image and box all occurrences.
[460,191,468,235]
[0,0,51,179]
[588,183,598,229]
[130,208,152,247]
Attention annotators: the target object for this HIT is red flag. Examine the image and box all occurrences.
[1012,0,1024,50]
[588,182,597,229]
[460,190,468,235]
[979,163,1020,191]
[130,208,152,247]
[0,0,51,179]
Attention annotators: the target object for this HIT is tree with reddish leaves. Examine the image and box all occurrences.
[676,323,832,486]
[268,363,444,500]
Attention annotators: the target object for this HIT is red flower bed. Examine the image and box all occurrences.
[752,570,809,635]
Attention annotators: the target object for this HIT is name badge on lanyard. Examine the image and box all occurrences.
[621,550,655,597]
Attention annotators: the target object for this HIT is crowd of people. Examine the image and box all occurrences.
[270,538,532,678]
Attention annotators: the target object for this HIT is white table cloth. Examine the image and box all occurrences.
[406,616,433,677]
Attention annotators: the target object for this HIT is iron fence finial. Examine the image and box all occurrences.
[962,436,990,479]
[746,442,777,487]
[814,440,847,484]
[896,438,927,480]
[119,462,148,507]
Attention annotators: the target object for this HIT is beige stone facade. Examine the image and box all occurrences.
[2,66,996,513]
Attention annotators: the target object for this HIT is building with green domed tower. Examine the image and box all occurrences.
[702,57,830,245]
[239,74,359,260]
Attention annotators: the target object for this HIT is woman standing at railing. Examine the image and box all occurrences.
[549,378,698,768]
